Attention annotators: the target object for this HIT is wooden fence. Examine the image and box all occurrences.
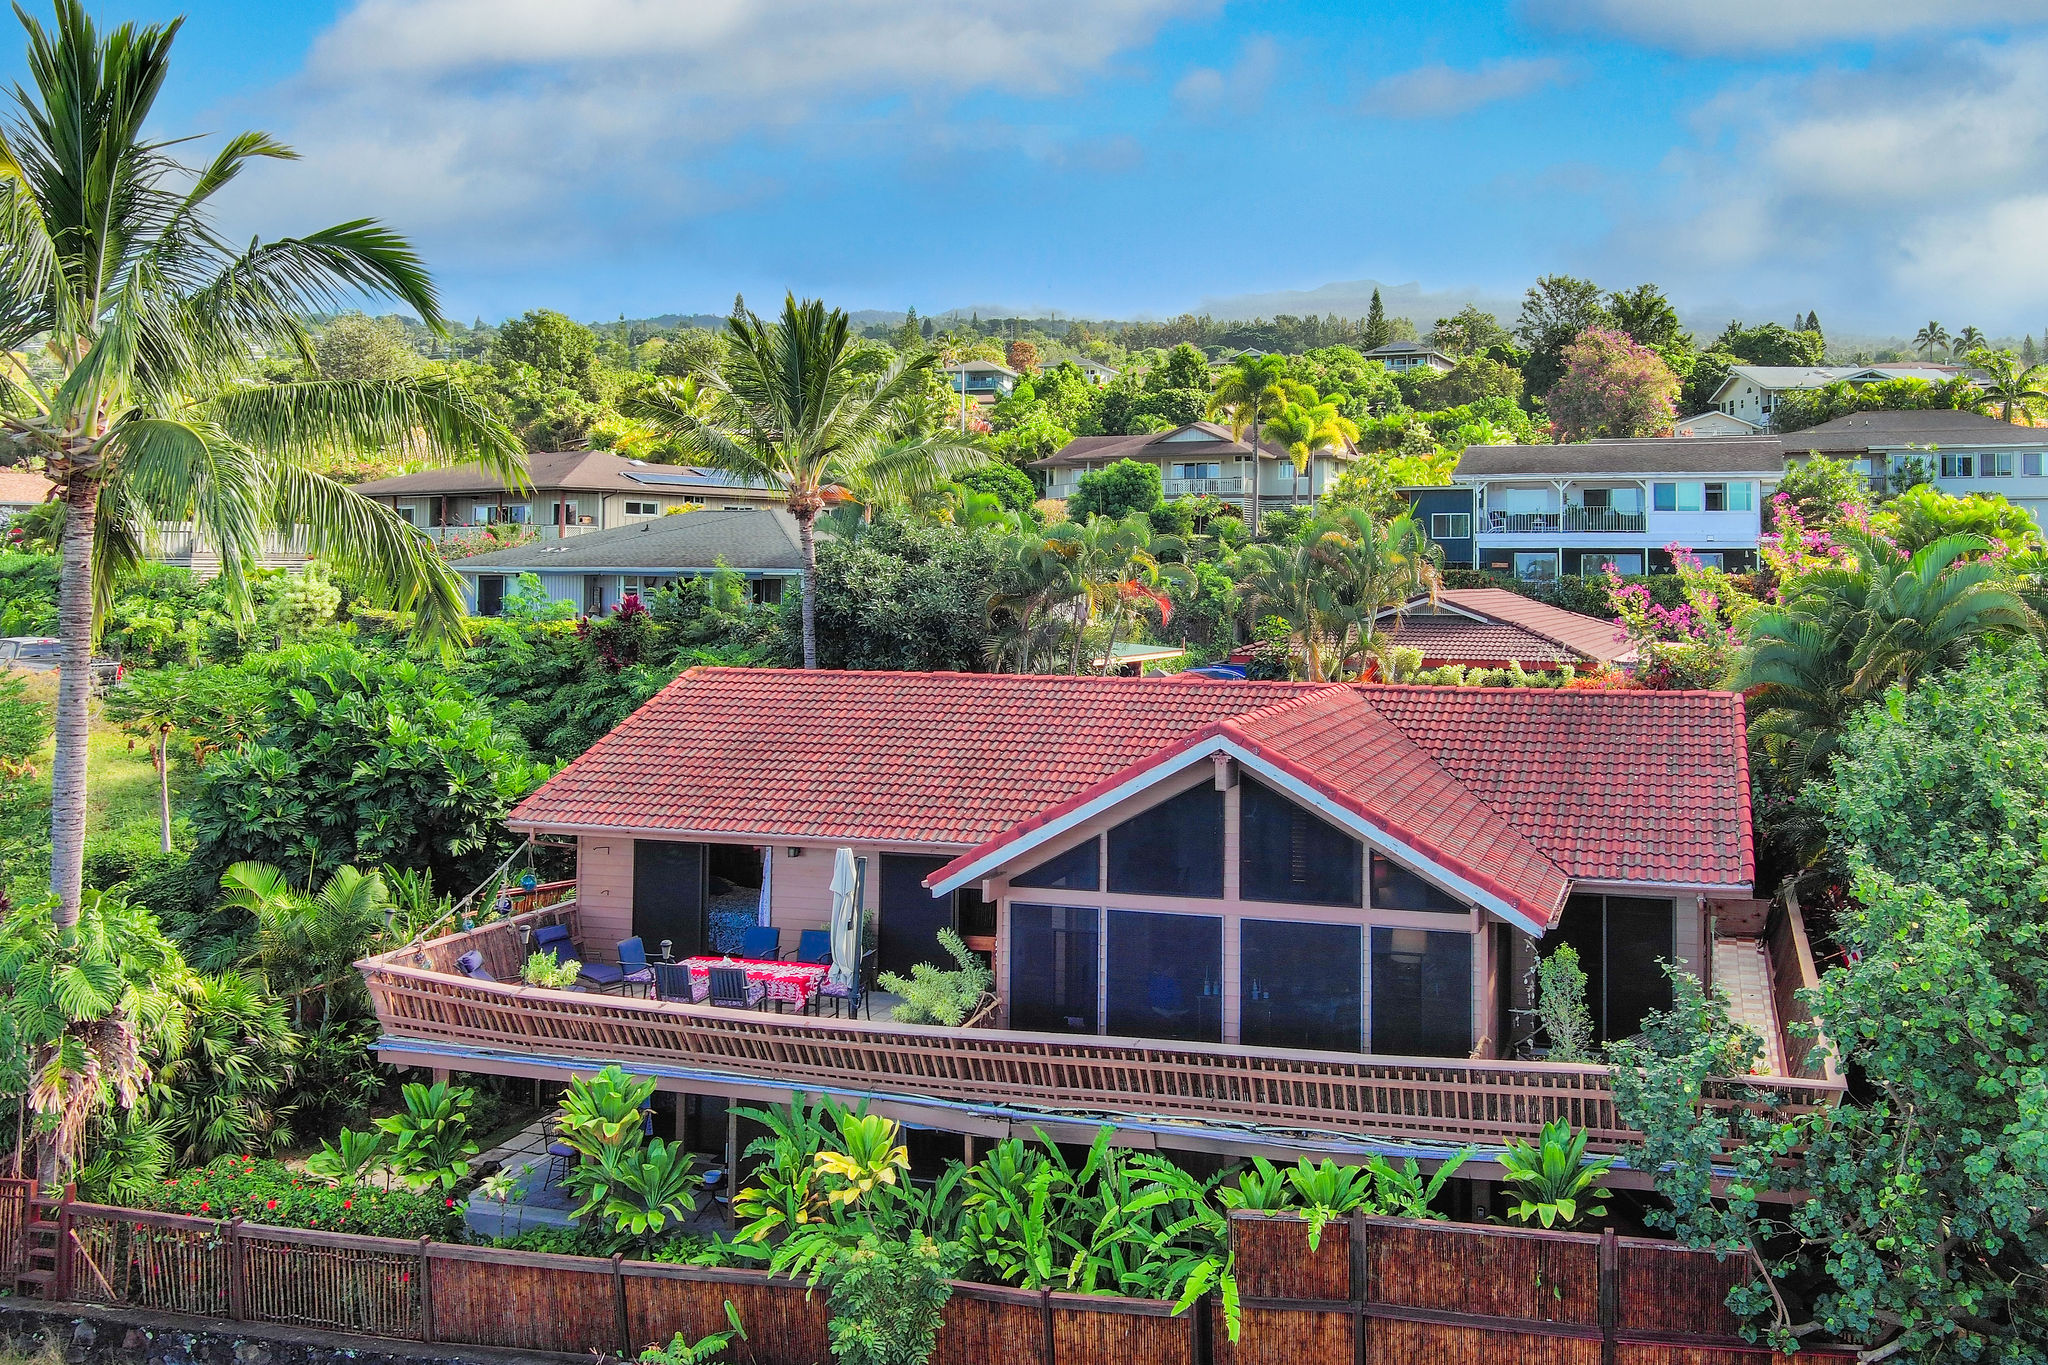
[360,904,1844,1156]
[8,1181,1862,1365]
[1768,892,1840,1085]
[1222,1211,1859,1365]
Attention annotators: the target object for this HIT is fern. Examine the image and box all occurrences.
[877,930,991,1025]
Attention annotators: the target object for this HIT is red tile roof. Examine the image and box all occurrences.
[1381,615,1582,667]
[509,669,1754,923]
[1428,589,1634,666]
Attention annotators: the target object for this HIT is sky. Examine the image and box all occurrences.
[9,0,2048,332]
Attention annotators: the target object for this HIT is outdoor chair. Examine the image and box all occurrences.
[707,965,765,1011]
[739,926,780,960]
[615,937,657,995]
[531,923,575,966]
[542,1121,576,1189]
[815,948,874,1019]
[454,950,495,982]
[651,961,697,1004]
[577,937,658,995]
[793,929,832,965]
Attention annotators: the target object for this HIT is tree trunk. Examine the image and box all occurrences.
[49,477,98,932]
[156,725,172,853]
[1247,419,1262,539]
[1293,457,1305,508]
[796,508,819,670]
[1100,599,1124,676]
[1068,598,1088,676]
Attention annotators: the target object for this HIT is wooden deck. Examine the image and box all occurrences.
[358,902,1842,1158]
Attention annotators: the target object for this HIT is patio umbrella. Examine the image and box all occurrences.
[827,848,861,989]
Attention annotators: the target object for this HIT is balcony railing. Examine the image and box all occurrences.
[1484,509,1648,534]
[1164,476,1247,496]
[359,904,1842,1155]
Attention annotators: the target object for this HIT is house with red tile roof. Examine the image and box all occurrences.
[1375,588,1636,671]
[360,667,1831,1168]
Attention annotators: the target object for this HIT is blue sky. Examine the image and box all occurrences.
[10,1,2048,332]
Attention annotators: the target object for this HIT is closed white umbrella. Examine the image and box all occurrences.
[827,848,861,989]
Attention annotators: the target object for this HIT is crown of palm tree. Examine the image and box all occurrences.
[1966,348,2048,423]
[1913,321,1950,357]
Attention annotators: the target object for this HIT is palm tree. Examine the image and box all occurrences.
[1206,354,1291,538]
[1954,325,1987,355]
[1236,534,1342,681]
[217,861,395,1019]
[0,3,523,929]
[985,525,1083,673]
[1313,507,1443,676]
[1080,515,1187,675]
[1263,398,1359,507]
[1738,529,2039,784]
[625,295,982,668]
[1966,348,2048,423]
[1913,321,1951,359]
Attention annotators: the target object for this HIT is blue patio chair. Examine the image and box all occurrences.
[616,937,657,995]
[542,1120,577,1189]
[531,923,575,966]
[793,929,832,965]
[739,926,780,961]
[651,961,697,1003]
[707,965,764,1010]
[816,948,875,1020]
[455,950,495,982]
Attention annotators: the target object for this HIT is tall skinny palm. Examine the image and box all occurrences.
[625,295,982,668]
[0,3,523,929]
[1263,398,1359,508]
[1913,321,1950,359]
[1206,354,1290,538]
[1967,348,2048,423]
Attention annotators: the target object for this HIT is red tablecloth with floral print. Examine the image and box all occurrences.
[680,956,829,1010]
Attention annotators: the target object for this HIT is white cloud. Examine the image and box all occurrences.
[1613,35,2048,325]
[219,0,1214,256]
[1173,36,1280,115]
[1360,56,1570,118]
[1532,0,2042,53]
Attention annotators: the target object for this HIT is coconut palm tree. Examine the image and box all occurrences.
[1313,507,1442,676]
[1738,529,2039,784]
[625,295,982,668]
[1954,325,1987,355]
[1966,348,2048,423]
[1236,534,1341,682]
[1263,398,1359,507]
[985,525,1083,673]
[0,2,523,929]
[1206,354,1292,538]
[1913,321,1951,359]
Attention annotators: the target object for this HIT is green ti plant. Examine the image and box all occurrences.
[1498,1119,1613,1229]
[373,1080,478,1193]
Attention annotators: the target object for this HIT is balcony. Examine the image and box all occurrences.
[358,901,1841,1158]
[1483,509,1647,535]
[1164,476,1247,497]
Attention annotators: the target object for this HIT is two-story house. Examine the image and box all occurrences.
[1708,364,1961,430]
[352,451,783,541]
[1362,341,1455,375]
[943,360,1021,406]
[451,509,804,617]
[1787,410,2048,530]
[1444,436,1784,580]
[1034,421,1350,512]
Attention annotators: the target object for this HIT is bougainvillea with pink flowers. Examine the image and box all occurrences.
[1606,547,1742,689]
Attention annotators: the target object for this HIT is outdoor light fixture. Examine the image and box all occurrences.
[787,847,804,857]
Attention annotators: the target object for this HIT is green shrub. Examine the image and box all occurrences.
[140,1155,462,1239]
[878,930,992,1026]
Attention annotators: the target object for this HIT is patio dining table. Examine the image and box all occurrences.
[677,956,831,1012]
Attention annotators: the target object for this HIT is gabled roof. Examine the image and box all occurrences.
[1787,409,2048,453]
[943,360,1021,377]
[448,509,806,574]
[1385,589,1633,667]
[353,451,781,499]
[509,669,1755,929]
[1032,420,1315,469]
[1362,341,1453,363]
[1673,410,1763,434]
[1710,364,1964,403]
[1455,437,1785,478]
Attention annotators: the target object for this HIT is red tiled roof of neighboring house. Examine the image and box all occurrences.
[511,669,1754,921]
[1361,685,1754,889]
[1382,615,1581,667]
[0,467,54,505]
[1433,588,1634,666]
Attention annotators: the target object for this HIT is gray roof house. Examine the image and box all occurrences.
[1452,436,1785,580]
[1707,363,1967,431]
[452,509,805,617]
[1362,341,1455,374]
[1787,410,2048,530]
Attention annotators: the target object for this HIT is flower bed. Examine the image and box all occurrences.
[137,1155,463,1241]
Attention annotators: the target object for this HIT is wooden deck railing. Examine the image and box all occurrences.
[1767,890,1840,1085]
[360,904,1844,1155]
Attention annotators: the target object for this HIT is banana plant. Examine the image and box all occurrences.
[1499,1120,1613,1229]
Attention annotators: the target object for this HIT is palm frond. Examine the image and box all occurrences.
[267,463,471,644]
[204,377,524,484]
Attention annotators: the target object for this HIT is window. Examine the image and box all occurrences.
[1106,910,1222,1043]
[1512,552,1558,583]
[1539,894,1675,1044]
[1370,928,1472,1057]
[2025,453,2043,477]
[624,500,660,516]
[1107,785,1224,898]
[1653,482,1704,512]
[1582,488,1612,510]
[1239,777,1363,907]
[1171,462,1220,480]
[1242,920,1361,1052]
[752,577,785,606]
[1982,453,2014,477]
[584,576,607,615]
[1940,454,1975,479]
[1499,488,1548,514]
[623,576,671,597]
[1691,552,1725,569]
[393,504,417,526]
[1579,552,1643,576]
[1429,512,1472,539]
[1704,481,1752,511]
[1370,852,1465,913]
[502,504,531,525]
[1012,837,1099,891]
[1009,905,1097,1034]
[475,575,506,617]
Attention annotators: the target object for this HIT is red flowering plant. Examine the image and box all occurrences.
[138,1156,462,1241]
[1605,547,1746,690]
